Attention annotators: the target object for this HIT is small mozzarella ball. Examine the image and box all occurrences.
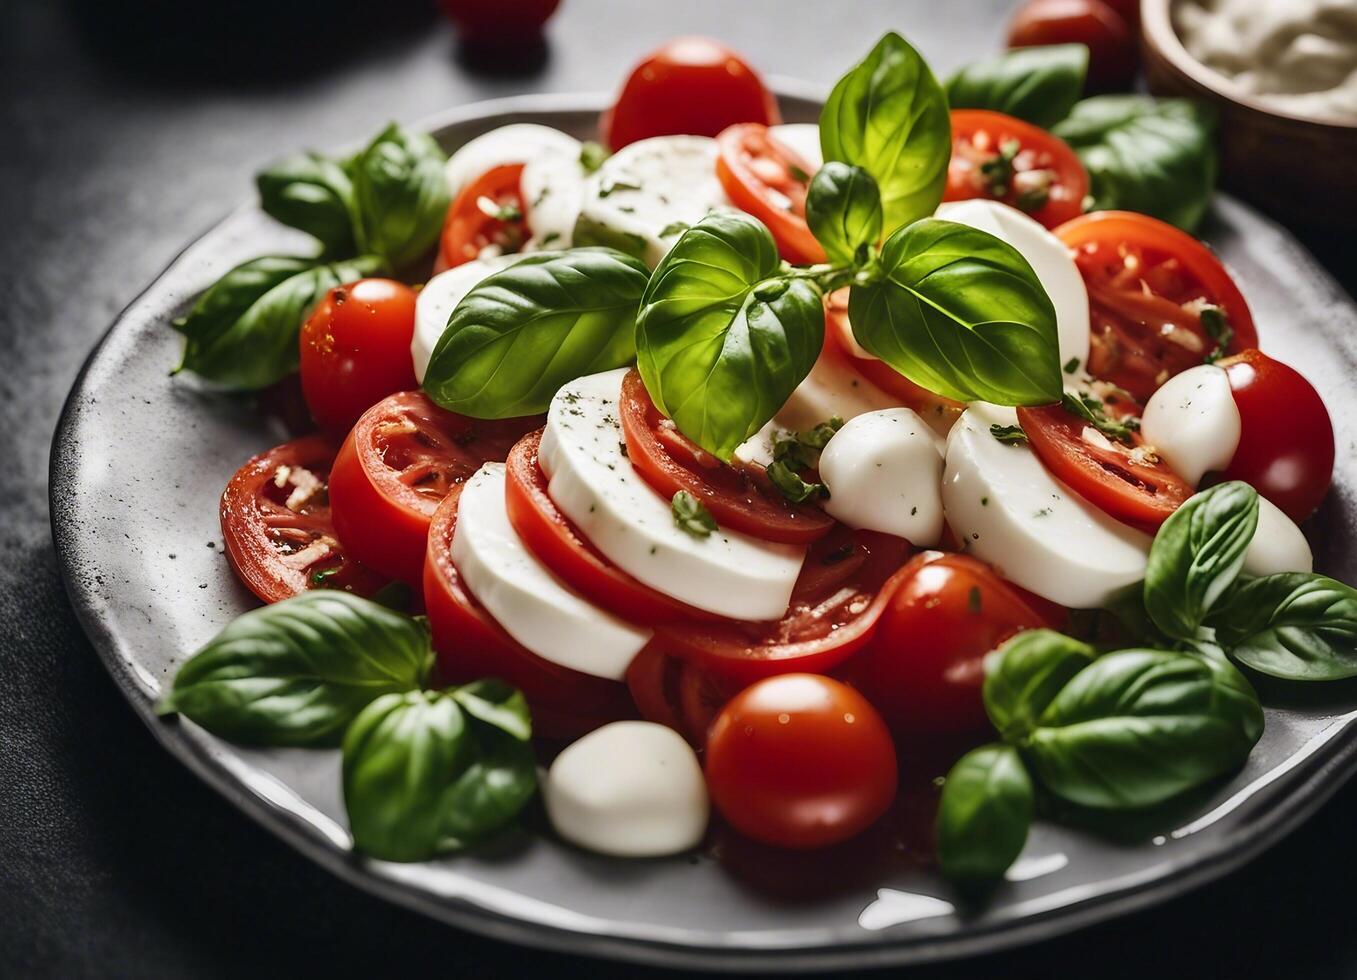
[1140,364,1242,486]
[543,722,709,857]
[1244,494,1313,576]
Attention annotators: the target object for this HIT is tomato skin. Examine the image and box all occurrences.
[1221,349,1335,522]
[842,552,1058,735]
[436,163,527,274]
[716,124,824,264]
[1008,0,1138,92]
[625,644,743,748]
[299,279,418,434]
[438,0,559,46]
[705,674,898,849]
[602,37,780,150]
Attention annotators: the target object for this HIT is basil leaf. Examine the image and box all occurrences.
[805,162,883,266]
[422,248,649,417]
[820,32,951,232]
[847,218,1062,404]
[351,122,450,269]
[158,591,432,747]
[937,744,1034,882]
[671,489,718,538]
[635,212,825,460]
[1144,481,1259,642]
[175,254,385,389]
[1053,96,1217,232]
[945,44,1089,129]
[450,678,533,740]
[984,629,1096,740]
[1210,573,1357,680]
[437,730,538,849]
[256,151,361,257]
[1025,649,1263,809]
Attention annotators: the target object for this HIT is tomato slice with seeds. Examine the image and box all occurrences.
[435,163,529,273]
[618,369,834,544]
[328,391,541,586]
[716,123,825,264]
[221,435,389,604]
[625,643,744,749]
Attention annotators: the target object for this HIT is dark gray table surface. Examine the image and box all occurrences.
[5,0,1357,976]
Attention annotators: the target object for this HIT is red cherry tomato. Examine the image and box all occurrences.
[299,279,417,434]
[715,123,824,264]
[220,436,388,604]
[423,483,634,739]
[1221,349,1335,522]
[602,37,780,150]
[1099,0,1140,32]
[945,109,1089,229]
[328,391,541,586]
[435,163,528,274]
[617,369,834,544]
[1008,0,1138,91]
[705,674,898,849]
[438,0,559,47]
[1056,211,1258,402]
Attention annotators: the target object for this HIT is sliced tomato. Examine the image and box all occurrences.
[716,123,824,264]
[424,482,634,739]
[618,369,834,544]
[1056,211,1258,402]
[435,163,528,273]
[221,435,388,604]
[329,391,541,586]
[945,109,1089,229]
[625,644,744,749]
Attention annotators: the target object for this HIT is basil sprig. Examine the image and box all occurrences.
[349,123,451,270]
[805,163,883,266]
[1209,574,1357,680]
[422,248,650,417]
[945,44,1090,129]
[256,152,361,258]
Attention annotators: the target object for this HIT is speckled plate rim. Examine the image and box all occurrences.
[48,87,1357,972]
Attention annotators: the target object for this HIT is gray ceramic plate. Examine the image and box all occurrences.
[49,89,1357,972]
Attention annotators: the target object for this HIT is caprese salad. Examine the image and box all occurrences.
[158,31,1353,886]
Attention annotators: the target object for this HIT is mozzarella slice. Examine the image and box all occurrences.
[521,151,588,251]
[1139,364,1241,487]
[943,404,1152,608]
[452,464,651,681]
[1244,495,1313,576]
[544,721,709,857]
[443,124,580,201]
[820,409,945,546]
[574,135,730,267]
[769,123,823,170]
[412,255,522,383]
[935,200,1091,371]
[538,369,805,621]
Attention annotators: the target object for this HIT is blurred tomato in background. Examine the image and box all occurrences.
[438,0,560,48]
[1008,0,1140,91]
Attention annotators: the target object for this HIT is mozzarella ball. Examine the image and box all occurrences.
[1140,364,1241,486]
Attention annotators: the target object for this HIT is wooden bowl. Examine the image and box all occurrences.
[1141,0,1357,227]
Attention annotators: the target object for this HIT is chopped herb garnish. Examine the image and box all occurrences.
[766,459,826,504]
[1063,356,1081,375]
[310,567,340,586]
[787,163,811,184]
[979,139,1020,197]
[579,141,609,174]
[598,179,642,198]
[981,496,989,507]
[672,490,717,538]
[658,220,691,238]
[476,195,522,223]
[990,423,1028,446]
[1200,305,1233,363]
[1061,391,1139,444]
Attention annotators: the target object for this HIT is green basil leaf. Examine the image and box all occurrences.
[158,591,432,747]
[351,122,450,269]
[1144,481,1259,642]
[937,743,1034,882]
[1210,573,1357,680]
[945,44,1089,129]
[805,162,883,266]
[422,248,649,418]
[1026,649,1263,809]
[175,254,385,389]
[256,151,361,257]
[847,218,1061,404]
[437,730,538,850]
[984,629,1096,740]
[450,678,533,740]
[820,32,951,232]
[1053,96,1217,232]
[635,211,825,460]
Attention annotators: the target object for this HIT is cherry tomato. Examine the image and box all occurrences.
[602,37,780,150]
[221,435,388,604]
[298,279,417,434]
[945,109,1089,229]
[435,163,528,274]
[715,123,824,264]
[1056,211,1258,402]
[1220,349,1335,522]
[328,391,541,586]
[1008,0,1138,92]
[423,482,634,739]
[705,674,898,849]
[617,369,834,544]
[438,0,559,47]
[1099,0,1140,33]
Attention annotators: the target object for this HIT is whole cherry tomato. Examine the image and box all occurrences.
[1008,0,1138,91]
[438,0,559,47]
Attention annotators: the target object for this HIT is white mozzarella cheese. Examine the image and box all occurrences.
[412,255,522,383]
[1244,495,1314,576]
[521,151,588,251]
[820,409,945,546]
[538,369,805,621]
[543,721,709,857]
[942,404,1152,608]
[935,200,1091,371]
[451,464,651,681]
[768,123,823,170]
[574,135,730,267]
[443,124,580,201]
[1139,363,1241,487]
